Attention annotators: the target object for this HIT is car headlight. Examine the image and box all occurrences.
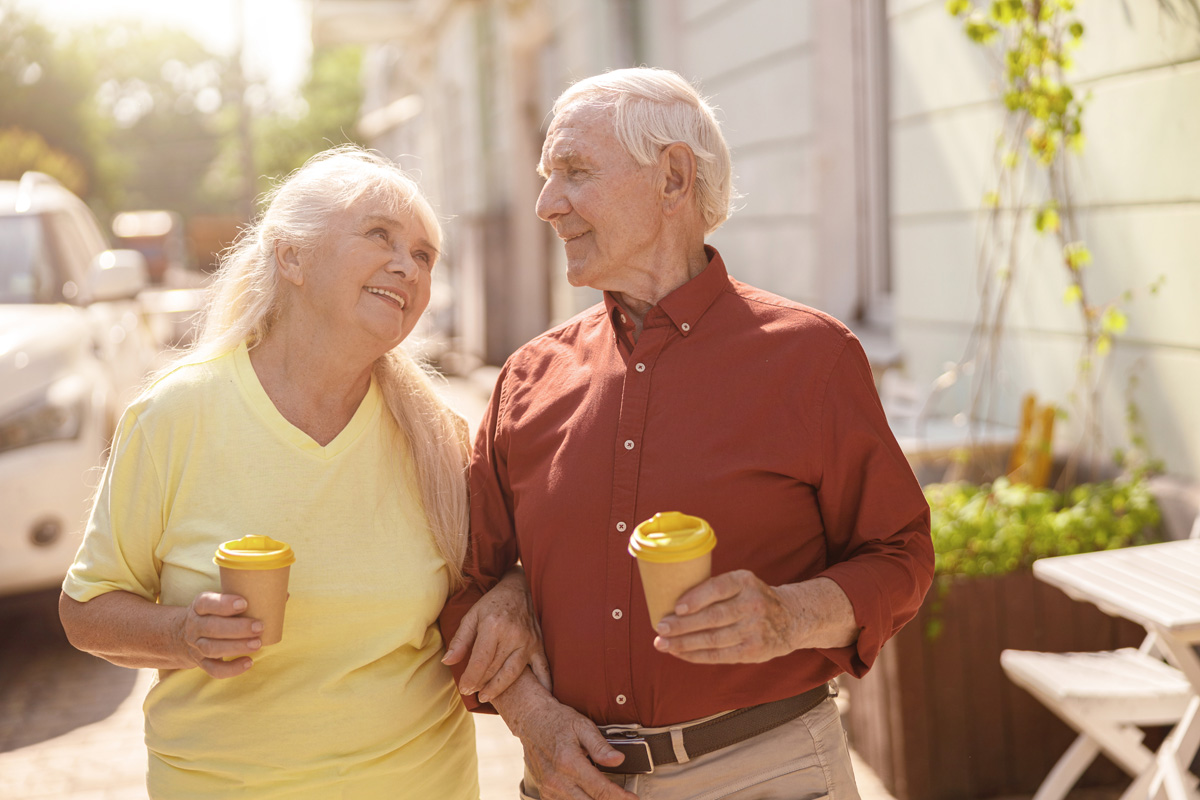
[0,377,89,455]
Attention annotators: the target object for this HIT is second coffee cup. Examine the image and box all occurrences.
[628,512,717,628]
[214,534,295,646]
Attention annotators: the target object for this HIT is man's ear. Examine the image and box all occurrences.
[275,242,305,287]
[659,142,698,216]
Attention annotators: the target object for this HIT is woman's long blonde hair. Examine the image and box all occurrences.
[177,145,469,588]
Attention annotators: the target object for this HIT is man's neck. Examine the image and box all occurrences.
[612,241,710,340]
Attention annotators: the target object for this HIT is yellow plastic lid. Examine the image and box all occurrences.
[628,512,716,564]
[214,535,295,571]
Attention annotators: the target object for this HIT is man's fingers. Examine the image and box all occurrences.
[671,570,751,615]
[577,723,624,767]
[190,591,247,618]
[442,606,479,666]
[656,598,742,636]
[654,623,741,654]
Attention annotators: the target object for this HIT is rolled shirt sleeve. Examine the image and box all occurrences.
[812,337,933,677]
[63,407,165,604]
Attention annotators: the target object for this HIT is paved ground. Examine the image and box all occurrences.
[0,373,893,800]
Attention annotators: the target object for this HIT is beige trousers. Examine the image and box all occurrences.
[519,696,861,800]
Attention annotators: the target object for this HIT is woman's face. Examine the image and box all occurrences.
[296,198,437,355]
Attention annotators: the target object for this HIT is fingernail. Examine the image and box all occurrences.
[656,622,670,635]
[249,639,262,650]
[251,621,264,634]
[654,637,669,651]
[233,599,247,612]
[242,659,253,671]
[460,686,474,695]
[478,693,490,704]
[441,648,455,663]
[675,603,688,614]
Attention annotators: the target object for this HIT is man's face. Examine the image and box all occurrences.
[536,103,663,291]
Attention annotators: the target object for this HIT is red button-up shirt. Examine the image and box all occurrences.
[440,248,933,727]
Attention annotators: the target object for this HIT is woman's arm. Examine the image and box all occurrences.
[59,590,265,678]
[441,565,550,703]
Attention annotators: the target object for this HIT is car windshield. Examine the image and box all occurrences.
[0,214,53,303]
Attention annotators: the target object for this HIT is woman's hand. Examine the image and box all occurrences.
[442,566,551,703]
[175,592,264,678]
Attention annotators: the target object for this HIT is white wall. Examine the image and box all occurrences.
[889,0,1200,478]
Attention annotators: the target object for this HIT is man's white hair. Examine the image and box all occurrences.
[553,67,735,235]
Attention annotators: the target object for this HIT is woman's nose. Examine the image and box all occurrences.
[390,251,418,281]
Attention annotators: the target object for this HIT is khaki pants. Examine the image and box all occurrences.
[519,697,860,800]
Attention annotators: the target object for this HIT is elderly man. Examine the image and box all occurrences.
[440,67,933,800]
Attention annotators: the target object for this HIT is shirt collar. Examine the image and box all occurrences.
[603,245,730,338]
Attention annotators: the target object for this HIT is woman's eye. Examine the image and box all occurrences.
[369,228,388,240]
[414,251,432,265]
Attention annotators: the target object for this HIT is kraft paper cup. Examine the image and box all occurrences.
[214,535,295,646]
[628,512,717,628]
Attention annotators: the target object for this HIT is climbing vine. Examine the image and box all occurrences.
[943,0,1161,485]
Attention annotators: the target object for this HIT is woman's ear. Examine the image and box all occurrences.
[659,142,698,216]
[274,242,305,287]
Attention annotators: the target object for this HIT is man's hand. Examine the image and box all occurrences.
[443,567,551,702]
[492,672,639,800]
[176,592,263,678]
[652,572,859,663]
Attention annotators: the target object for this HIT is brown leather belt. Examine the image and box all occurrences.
[596,683,835,775]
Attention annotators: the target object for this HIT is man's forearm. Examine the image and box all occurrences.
[776,576,859,650]
[489,667,556,739]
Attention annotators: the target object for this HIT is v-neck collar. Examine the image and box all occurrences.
[232,341,381,460]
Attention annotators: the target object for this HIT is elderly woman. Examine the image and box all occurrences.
[59,146,540,798]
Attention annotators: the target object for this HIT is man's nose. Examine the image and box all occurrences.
[536,176,567,222]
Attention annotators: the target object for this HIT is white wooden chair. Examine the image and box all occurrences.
[1000,515,1200,800]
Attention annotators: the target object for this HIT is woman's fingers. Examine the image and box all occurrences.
[198,656,255,679]
[442,605,480,666]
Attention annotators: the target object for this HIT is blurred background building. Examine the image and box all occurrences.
[311,0,1199,482]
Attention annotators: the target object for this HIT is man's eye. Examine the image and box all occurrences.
[368,228,388,240]
[414,251,433,266]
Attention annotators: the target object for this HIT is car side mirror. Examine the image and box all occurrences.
[88,249,148,302]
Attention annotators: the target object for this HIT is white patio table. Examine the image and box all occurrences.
[1033,539,1200,800]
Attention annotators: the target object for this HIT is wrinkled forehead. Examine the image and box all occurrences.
[541,102,620,164]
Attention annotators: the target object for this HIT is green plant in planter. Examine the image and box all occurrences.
[922,476,1161,638]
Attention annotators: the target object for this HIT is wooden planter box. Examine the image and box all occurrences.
[843,569,1147,800]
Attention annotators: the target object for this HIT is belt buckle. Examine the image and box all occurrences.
[597,736,654,774]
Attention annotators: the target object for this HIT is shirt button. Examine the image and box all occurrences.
[681,322,691,332]
[616,522,627,532]
[616,694,627,705]
[612,609,623,620]
[635,362,646,372]
[620,314,627,323]
[624,440,635,450]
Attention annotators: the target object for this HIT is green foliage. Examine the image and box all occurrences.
[250,45,366,198]
[0,126,87,194]
[0,2,106,198]
[926,476,1161,578]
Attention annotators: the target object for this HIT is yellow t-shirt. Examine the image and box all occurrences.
[63,342,478,800]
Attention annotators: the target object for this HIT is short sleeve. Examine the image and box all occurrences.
[62,407,165,603]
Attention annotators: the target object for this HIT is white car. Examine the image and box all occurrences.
[0,173,159,597]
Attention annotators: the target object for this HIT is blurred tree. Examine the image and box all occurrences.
[68,22,238,219]
[0,2,108,199]
[0,127,88,194]
[250,45,365,196]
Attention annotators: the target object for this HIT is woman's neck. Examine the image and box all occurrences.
[248,326,376,446]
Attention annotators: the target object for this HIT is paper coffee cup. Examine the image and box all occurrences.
[628,512,716,628]
[214,535,295,646]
